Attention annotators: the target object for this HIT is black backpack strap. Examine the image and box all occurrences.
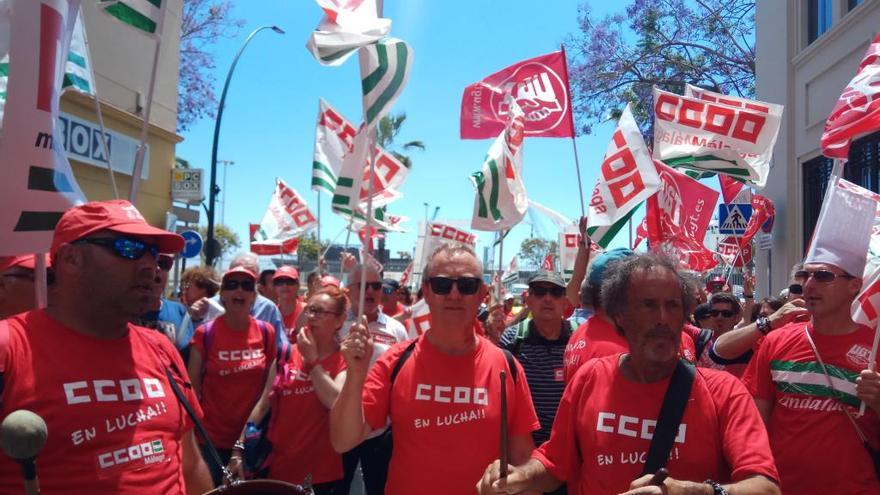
[390,339,419,384]
[694,328,714,360]
[641,359,696,476]
[501,348,518,385]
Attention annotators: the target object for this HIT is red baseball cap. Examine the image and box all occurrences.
[50,200,184,257]
[223,266,256,281]
[0,254,50,272]
[320,275,341,288]
[273,265,300,281]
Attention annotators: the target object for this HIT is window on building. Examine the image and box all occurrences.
[802,132,880,249]
[807,0,833,44]
[849,0,865,11]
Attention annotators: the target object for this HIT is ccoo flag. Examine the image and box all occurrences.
[312,98,357,195]
[251,178,317,255]
[822,33,880,160]
[306,0,390,67]
[461,50,574,139]
[360,37,412,128]
[470,98,528,231]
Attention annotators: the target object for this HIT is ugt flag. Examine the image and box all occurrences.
[0,0,87,256]
[586,104,660,247]
[470,98,528,231]
[251,178,317,255]
[653,86,783,188]
[822,33,880,160]
[306,0,390,67]
[461,50,574,139]
[360,37,412,128]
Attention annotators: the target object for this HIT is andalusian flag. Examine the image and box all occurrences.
[306,0,390,67]
[470,98,528,231]
[312,98,357,195]
[99,0,164,36]
[359,37,412,128]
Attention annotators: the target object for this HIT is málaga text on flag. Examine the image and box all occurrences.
[360,37,412,128]
[460,50,574,139]
[821,33,880,160]
[312,98,356,195]
[0,0,87,256]
[653,86,783,188]
[470,98,528,231]
[586,104,660,247]
[98,0,164,36]
[251,178,317,255]
[306,0,390,67]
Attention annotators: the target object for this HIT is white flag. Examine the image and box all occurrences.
[470,98,528,231]
[306,0,390,67]
[0,0,86,256]
[252,178,318,252]
[406,298,431,338]
[360,38,412,128]
[528,200,574,231]
[312,98,357,195]
[653,86,783,188]
[586,104,659,233]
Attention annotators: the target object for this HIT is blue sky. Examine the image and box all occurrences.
[176,1,630,270]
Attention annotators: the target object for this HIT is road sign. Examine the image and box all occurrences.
[757,232,773,251]
[179,230,203,259]
[718,236,753,267]
[172,205,199,224]
[171,169,204,203]
[718,203,753,235]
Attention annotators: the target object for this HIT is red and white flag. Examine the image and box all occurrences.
[541,253,554,271]
[406,298,431,338]
[718,175,747,204]
[251,178,316,255]
[822,33,880,159]
[399,261,413,287]
[460,50,574,139]
[306,0,390,67]
[741,194,775,244]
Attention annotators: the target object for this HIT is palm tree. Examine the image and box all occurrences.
[377,112,425,168]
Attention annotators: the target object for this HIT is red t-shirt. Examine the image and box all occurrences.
[362,336,540,495]
[0,310,201,495]
[190,317,276,449]
[742,322,880,495]
[281,298,305,337]
[534,354,778,493]
[267,347,346,485]
[564,316,696,382]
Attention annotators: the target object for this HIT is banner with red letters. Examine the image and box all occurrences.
[251,178,316,255]
[460,50,574,139]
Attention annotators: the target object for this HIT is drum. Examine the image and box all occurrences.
[202,479,311,495]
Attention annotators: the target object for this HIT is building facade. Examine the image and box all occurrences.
[59,0,183,227]
[756,0,879,294]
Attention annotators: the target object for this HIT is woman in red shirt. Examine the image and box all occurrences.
[264,286,349,493]
[186,266,277,486]
[275,265,306,338]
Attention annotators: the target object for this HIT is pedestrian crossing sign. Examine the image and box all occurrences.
[718,204,753,235]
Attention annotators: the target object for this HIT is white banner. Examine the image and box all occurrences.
[653,86,783,188]
[253,178,318,247]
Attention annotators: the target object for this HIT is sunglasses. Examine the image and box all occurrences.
[305,306,343,317]
[273,278,299,287]
[351,281,383,291]
[428,277,482,295]
[158,254,174,272]
[222,279,256,292]
[74,237,159,261]
[529,286,566,298]
[709,309,736,318]
[794,270,855,283]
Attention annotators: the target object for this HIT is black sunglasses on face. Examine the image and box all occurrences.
[222,279,256,292]
[428,277,482,295]
[709,309,736,318]
[273,278,299,287]
[795,270,855,283]
[73,237,159,261]
[529,286,566,298]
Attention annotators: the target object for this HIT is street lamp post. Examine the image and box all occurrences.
[205,25,285,266]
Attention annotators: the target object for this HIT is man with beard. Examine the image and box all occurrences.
[478,253,778,495]
[0,200,212,494]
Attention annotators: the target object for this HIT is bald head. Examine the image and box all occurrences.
[231,253,260,275]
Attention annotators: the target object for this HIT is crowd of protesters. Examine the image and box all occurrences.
[2,199,880,495]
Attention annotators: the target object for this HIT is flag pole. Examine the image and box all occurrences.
[560,44,586,218]
[496,229,505,303]
[316,191,322,248]
[127,11,166,205]
[77,5,119,199]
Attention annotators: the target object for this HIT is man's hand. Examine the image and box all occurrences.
[477,459,528,494]
[857,369,880,413]
[619,473,707,494]
[340,316,373,377]
[340,252,357,273]
[768,299,809,329]
[188,297,210,320]
[743,270,756,297]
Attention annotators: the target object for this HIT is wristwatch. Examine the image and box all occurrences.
[756,316,772,335]
[704,479,728,495]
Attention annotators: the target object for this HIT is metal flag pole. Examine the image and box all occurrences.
[560,44,586,218]
[496,230,505,303]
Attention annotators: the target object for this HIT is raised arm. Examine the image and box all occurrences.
[566,217,592,307]
[329,316,374,452]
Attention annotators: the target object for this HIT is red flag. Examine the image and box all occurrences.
[541,253,554,271]
[633,218,648,249]
[718,175,746,204]
[742,194,775,244]
[399,261,413,286]
[460,51,574,139]
[357,224,383,253]
[821,33,880,159]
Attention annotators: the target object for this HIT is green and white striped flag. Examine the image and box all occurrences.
[470,98,528,232]
[312,98,356,195]
[587,206,639,248]
[98,0,164,36]
[306,0,390,67]
[359,37,412,128]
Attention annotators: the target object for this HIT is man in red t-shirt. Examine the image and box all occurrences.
[0,254,47,319]
[742,259,880,494]
[331,244,539,495]
[0,200,212,495]
[478,252,779,495]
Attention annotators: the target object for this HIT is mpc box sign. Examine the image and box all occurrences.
[56,112,149,179]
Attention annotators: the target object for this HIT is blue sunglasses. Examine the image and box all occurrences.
[73,237,159,261]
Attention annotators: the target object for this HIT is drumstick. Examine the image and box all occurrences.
[649,467,669,486]
[499,369,509,479]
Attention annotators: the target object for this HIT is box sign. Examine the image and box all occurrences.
[56,112,149,179]
[171,169,204,203]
